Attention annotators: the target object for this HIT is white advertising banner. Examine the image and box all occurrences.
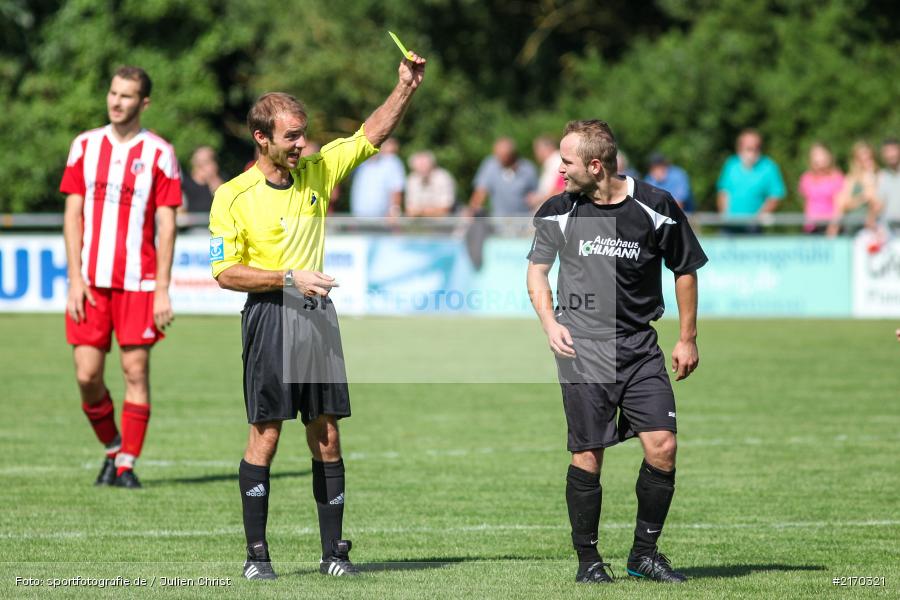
[852,231,900,317]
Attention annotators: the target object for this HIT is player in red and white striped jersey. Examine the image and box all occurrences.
[61,66,181,489]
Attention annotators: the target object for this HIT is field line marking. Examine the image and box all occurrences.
[3,520,899,541]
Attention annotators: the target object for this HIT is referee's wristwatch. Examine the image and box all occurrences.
[283,269,294,288]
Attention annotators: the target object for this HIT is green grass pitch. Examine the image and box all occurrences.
[0,314,898,599]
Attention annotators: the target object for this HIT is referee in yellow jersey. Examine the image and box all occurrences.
[209,52,426,580]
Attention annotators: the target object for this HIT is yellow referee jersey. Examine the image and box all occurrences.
[209,126,378,278]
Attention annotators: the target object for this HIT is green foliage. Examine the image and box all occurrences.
[1,0,898,211]
[559,0,900,209]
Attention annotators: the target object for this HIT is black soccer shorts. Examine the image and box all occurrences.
[241,290,351,425]
[556,328,676,452]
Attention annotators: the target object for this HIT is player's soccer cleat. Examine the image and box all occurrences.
[95,457,117,486]
[243,541,277,580]
[626,550,687,583]
[319,539,359,577]
[114,469,142,489]
[575,560,614,583]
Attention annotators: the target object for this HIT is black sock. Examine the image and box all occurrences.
[632,459,675,557]
[312,458,345,558]
[566,465,602,564]
[239,459,270,551]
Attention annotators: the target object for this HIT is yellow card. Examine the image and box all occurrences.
[388,31,414,60]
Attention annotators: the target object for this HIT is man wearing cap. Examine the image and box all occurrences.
[644,152,694,214]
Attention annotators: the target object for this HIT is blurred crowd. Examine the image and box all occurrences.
[178,131,900,235]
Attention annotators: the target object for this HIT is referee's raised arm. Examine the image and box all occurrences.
[363,53,426,148]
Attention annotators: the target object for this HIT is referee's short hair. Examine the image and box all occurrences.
[564,120,618,175]
[113,65,152,99]
[248,92,308,146]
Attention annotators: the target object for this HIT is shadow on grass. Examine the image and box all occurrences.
[681,563,827,579]
[357,557,471,572]
[292,556,541,576]
[149,469,310,486]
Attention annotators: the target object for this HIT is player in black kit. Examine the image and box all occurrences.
[527,120,708,584]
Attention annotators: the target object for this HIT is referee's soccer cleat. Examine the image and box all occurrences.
[626,550,687,583]
[243,541,277,581]
[319,539,359,577]
[575,560,614,583]
[114,469,142,489]
[95,457,117,486]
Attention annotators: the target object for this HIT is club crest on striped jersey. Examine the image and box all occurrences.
[130,160,145,176]
[209,237,224,262]
[311,192,318,205]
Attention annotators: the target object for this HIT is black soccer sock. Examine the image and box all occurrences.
[312,458,345,558]
[632,459,676,557]
[566,464,602,564]
[239,459,271,550]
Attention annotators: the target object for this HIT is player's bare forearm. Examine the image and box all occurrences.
[216,264,284,293]
[674,272,698,342]
[527,262,557,331]
[528,261,576,358]
[364,54,426,147]
[155,206,177,290]
[671,271,699,380]
[63,194,85,280]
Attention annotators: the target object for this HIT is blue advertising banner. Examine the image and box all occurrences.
[662,237,852,317]
[0,233,858,317]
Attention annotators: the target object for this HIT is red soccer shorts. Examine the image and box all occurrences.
[66,287,164,351]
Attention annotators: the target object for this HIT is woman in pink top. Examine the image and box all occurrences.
[798,143,843,233]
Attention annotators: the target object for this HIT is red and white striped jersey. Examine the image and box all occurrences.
[60,126,182,291]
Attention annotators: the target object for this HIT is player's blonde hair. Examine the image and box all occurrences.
[563,120,618,174]
[247,92,307,147]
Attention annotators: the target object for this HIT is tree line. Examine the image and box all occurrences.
[1,0,898,212]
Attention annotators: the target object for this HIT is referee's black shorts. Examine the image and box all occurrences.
[556,328,676,452]
[241,289,350,425]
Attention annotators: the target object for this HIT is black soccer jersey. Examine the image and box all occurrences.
[528,176,708,337]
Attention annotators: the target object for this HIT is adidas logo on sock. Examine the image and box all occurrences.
[245,484,267,497]
[329,493,344,505]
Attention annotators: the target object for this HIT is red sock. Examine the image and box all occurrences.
[82,392,119,448]
[118,401,151,475]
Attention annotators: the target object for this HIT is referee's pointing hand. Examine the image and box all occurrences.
[294,270,339,297]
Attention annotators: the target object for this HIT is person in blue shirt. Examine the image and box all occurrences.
[350,137,406,218]
[644,152,694,213]
[717,129,785,222]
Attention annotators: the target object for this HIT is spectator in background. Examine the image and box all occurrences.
[182,146,225,214]
[828,141,882,236]
[528,135,564,209]
[644,151,694,213]
[716,129,786,228]
[878,137,900,228]
[616,150,640,179]
[350,137,404,218]
[798,143,843,234]
[405,151,455,217]
[467,137,537,216]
